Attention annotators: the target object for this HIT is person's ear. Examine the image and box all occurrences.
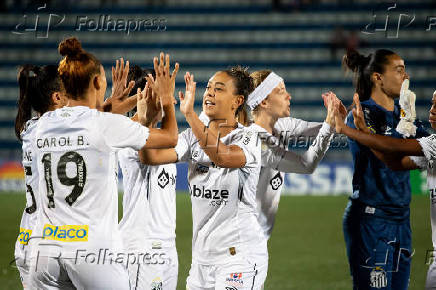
[50,92,65,107]
[234,95,244,110]
[372,72,382,86]
[93,75,100,90]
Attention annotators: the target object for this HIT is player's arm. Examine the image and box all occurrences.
[371,151,419,171]
[180,72,247,168]
[274,94,337,173]
[138,148,178,165]
[335,93,424,156]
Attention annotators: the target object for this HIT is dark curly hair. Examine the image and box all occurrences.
[222,66,254,117]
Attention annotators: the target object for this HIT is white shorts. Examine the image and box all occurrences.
[16,256,30,289]
[126,246,178,290]
[426,261,436,289]
[186,257,267,290]
[29,255,130,290]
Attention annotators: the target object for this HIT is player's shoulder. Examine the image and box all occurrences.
[274,117,299,132]
[21,117,39,138]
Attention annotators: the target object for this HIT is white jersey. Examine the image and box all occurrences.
[118,148,177,251]
[254,118,334,239]
[15,118,40,260]
[31,106,149,258]
[413,135,436,251]
[175,124,265,265]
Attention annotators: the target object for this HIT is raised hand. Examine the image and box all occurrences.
[102,58,136,114]
[322,91,347,130]
[351,93,370,133]
[179,72,196,116]
[136,82,151,126]
[146,52,179,107]
[396,78,417,137]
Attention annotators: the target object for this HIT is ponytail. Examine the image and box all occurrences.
[15,64,62,140]
[342,48,396,102]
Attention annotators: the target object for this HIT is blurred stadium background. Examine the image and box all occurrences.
[0,0,435,289]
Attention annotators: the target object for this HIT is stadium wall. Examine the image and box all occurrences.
[0,160,428,195]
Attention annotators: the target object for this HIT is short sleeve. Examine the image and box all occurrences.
[417,134,436,163]
[409,156,427,170]
[232,128,261,169]
[175,129,191,163]
[99,113,149,151]
[275,117,322,138]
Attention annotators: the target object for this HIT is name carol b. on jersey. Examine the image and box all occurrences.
[36,135,89,150]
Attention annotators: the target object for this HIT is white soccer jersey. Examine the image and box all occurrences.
[118,148,177,250]
[15,118,39,261]
[254,118,334,239]
[175,124,265,265]
[414,135,436,251]
[30,106,149,259]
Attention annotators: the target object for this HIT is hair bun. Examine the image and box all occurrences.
[58,37,83,58]
[343,49,371,72]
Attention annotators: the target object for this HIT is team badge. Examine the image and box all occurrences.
[369,267,387,289]
[157,169,169,189]
[270,172,283,190]
[151,277,163,290]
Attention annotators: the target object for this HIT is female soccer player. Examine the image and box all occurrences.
[334,91,436,290]
[118,65,178,290]
[28,37,179,289]
[14,64,67,288]
[140,67,267,289]
[247,70,338,239]
[340,48,428,290]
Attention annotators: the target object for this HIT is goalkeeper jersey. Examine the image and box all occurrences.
[347,98,428,220]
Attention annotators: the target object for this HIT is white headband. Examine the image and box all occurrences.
[246,72,283,111]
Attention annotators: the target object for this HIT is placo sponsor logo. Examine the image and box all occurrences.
[43,224,88,242]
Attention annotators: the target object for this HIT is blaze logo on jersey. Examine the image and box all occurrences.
[189,184,229,206]
[18,228,32,245]
[369,267,387,288]
[157,169,170,189]
[43,224,88,242]
[270,172,283,190]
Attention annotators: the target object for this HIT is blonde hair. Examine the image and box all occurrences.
[248,70,272,119]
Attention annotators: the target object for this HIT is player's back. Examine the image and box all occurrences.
[32,106,145,258]
[118,148,177,251]
[15,118,40,260]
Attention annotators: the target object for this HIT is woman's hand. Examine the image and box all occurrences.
[146,52,179,108]
[102,58,136,114]
[136,82,151,126]
[352,93,370,133]
[322,91,347,130]
[179,72,196,117]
